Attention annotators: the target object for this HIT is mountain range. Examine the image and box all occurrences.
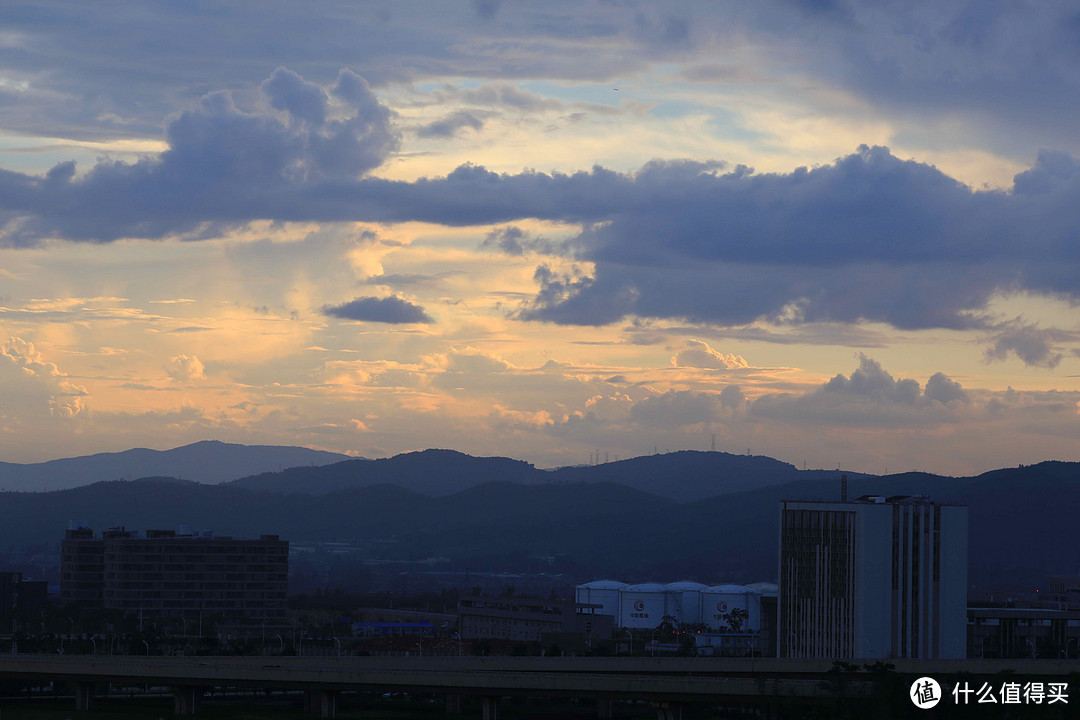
[0,440,350,492]
[0,441,1077,590]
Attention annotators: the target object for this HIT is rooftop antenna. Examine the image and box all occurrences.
[841,473,848,503]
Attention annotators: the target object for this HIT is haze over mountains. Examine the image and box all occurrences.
[0,442,1077,589]
[0,440,349,492]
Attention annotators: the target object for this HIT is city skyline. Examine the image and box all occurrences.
[2,2,1080,475]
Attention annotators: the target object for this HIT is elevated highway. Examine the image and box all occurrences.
[0,655,1074,718]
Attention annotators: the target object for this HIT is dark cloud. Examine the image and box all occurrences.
[719,384,746,409]
[322,296,433,324]
[4,1,1080,161]
[508,148,1080,332]
[0,67,397,244]
[984,322,1073,369]
[365,272,462,287]
[416,110,485,138]
[924,372,968,405]
[483,226,528,255]
[10,116,1080,338]
[480,226,558,256]
[459,83,566,113]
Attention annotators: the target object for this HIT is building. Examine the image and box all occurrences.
[967,575,1080,659]
[61,527,288,633]
[968,607,1080,659]
[0,571,48,629]
[778,495,967,659]
[458,595,613,643]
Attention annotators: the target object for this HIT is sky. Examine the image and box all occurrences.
[2,0,1080,476]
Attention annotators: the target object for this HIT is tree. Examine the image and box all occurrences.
[721,608,749,633]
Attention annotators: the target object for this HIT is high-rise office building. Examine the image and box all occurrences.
[61,527,288,632]
[778,495,967,659]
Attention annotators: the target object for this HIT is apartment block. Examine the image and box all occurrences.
[61,527,288,632]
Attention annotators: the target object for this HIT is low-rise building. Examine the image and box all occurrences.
[61,526,288,634]
[458,595,613,643]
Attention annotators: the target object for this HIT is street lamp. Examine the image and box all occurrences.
[624,629,633,656]
[142,639,149,656]
[453,631,462,657]
[275,634,283,655]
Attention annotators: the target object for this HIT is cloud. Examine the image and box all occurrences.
[720,384,746,409]
[505,147,1080,332]
[166,354,205,382]
[480,226,558,256]
[322,296,433,324]
[924,372,967,405]
[0,337,87,422]
[0,67,398,244]
[749,356,968,428]
[629,390,723,427]
[9,96,1080,341]
[458,83,565,113]
[984,321,1072,369]
[416,110,486,138]
[672,339,748,369]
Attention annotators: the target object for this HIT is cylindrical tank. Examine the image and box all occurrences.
[575,580,627,620]
[702,584,757,631]
[664,581,707,626]
[620,583,674,628]
[746,581,778,596]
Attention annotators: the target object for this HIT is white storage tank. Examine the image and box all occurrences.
[620,583,675,628]
[664,581,707,626]
[575,580,627,620]
[746,581,778,596]
[702,584,757,631]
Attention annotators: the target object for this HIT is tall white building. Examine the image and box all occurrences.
[778,496,967,659]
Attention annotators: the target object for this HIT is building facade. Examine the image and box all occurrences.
[778,496,967,659]
[61,527,288,632]
[458,595,613,643]
[0,571,47,629]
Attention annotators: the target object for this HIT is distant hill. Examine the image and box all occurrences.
[0,440,350,492]
[227,449,536,496]
[2,457,1079,589]
[227,449,853,502]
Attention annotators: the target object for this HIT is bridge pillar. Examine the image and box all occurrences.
[314,689,339,718]
[482,695,500,720]
[445,693,463,714]
[74,681,95,711]
[597,697,614,718]
[172,685,202,715]
[651,701,683,720]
